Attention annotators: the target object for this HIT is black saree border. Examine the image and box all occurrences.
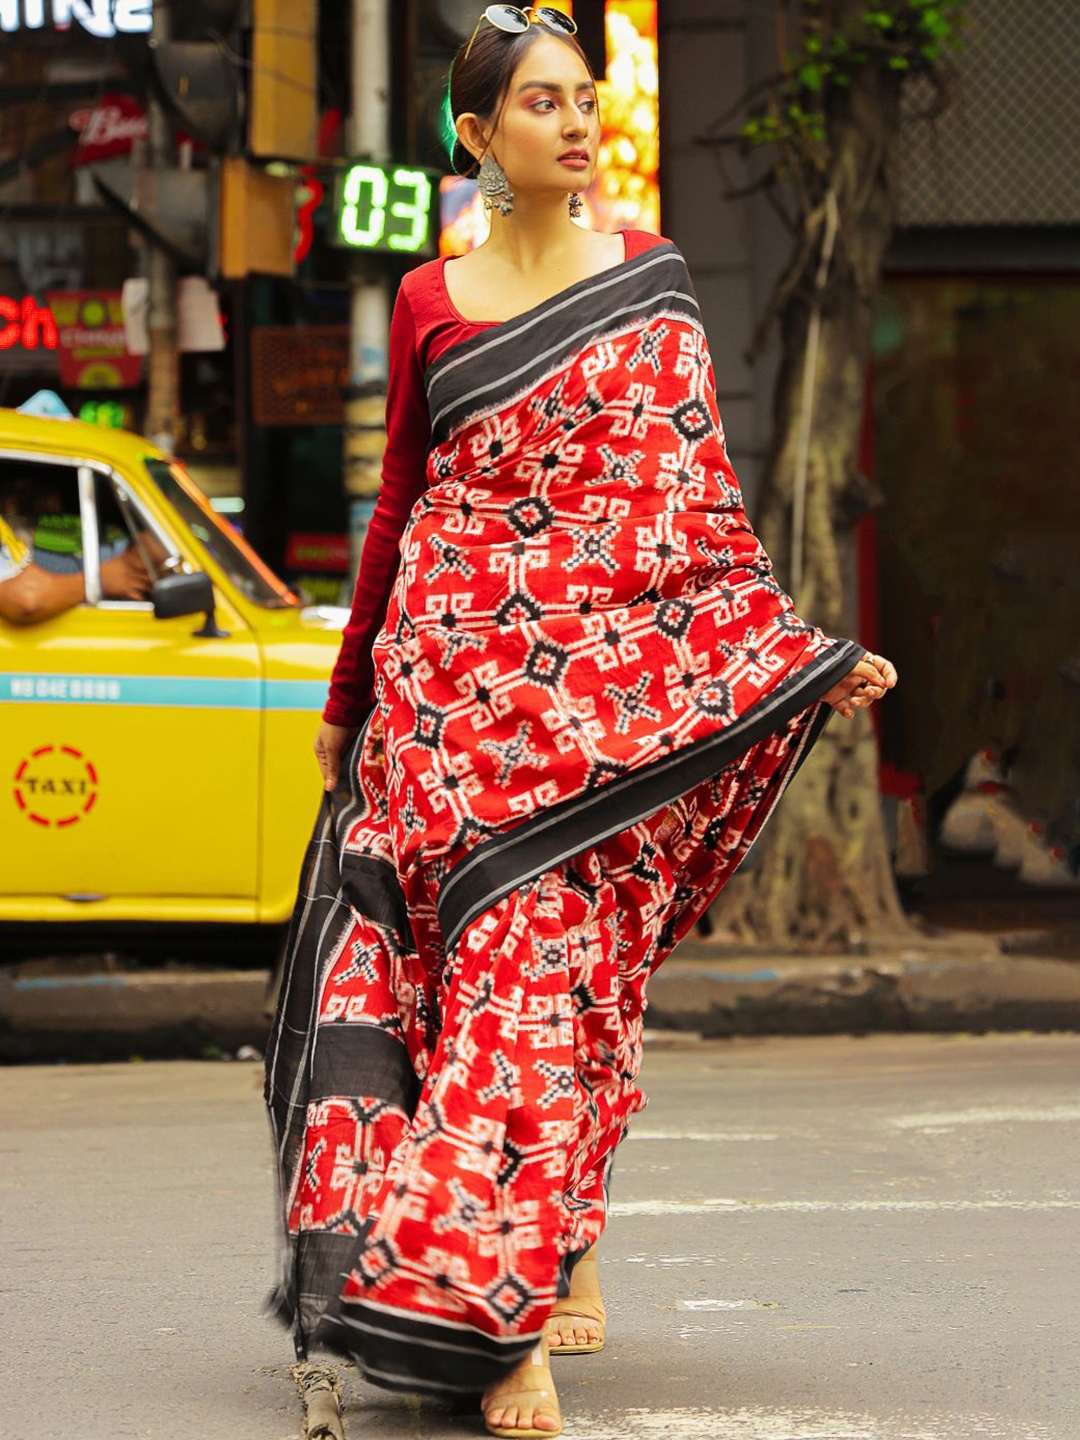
[425,241,699,445]
[316,1299,540,1395]
[436,637,865,954]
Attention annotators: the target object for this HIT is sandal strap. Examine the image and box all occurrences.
[483,1342,560,1409]
[482,1382,562,1425]
[485,1375,557,1401]
[548,1298,606,1323]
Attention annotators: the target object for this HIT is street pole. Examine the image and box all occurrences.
[144,3,179,452]
[344,0,392,582]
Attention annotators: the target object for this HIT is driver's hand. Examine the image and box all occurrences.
[139,533,170,571]
[100,547,152,600]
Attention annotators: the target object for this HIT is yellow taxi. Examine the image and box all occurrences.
[0,408,346,928]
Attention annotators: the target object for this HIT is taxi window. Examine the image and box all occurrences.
[146,458,295,609]
[91,472,179,604]
[0,459,83,577]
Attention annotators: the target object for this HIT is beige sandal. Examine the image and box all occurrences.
[482,1337,563,1439]
[544,1245,606,1356]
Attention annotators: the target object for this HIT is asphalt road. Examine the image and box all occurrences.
[2,1033,1077,1440]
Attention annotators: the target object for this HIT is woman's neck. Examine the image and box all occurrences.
[482,195,588,272]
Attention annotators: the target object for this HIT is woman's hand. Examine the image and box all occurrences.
[822,652,898,719]
[314,721,360,792]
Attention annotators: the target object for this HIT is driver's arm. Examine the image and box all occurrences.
[0,562,86,625]
[0,520,151,624]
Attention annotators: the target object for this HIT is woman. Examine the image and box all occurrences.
[265,8,897,1438]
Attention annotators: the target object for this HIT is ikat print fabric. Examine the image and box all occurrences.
[265,239,861,1395]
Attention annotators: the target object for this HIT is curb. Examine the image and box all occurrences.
[645,943,1080,1036]
[0,969,272,1063]
[4,939,1080,1061]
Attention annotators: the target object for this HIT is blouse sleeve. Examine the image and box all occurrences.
[322,283,429,727]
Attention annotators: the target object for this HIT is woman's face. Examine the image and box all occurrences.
[469,33,600,199]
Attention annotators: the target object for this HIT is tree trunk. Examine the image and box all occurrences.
[708,28,913,948]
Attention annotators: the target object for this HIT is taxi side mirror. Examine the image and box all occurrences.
[151,572,229,638]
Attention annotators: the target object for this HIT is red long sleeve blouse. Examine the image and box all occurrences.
[322,227,668,728]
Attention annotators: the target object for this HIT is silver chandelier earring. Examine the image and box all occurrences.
[568,191,584,218]
[478,152,514,216]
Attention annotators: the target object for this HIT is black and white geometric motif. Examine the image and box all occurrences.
[479,720,546,786]
[566,521,619,575]
[625,322,668,373]
[669,397,713,444]
[266,238,863,1404]
[523,639,571,689]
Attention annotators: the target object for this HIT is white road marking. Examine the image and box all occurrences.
[890,1106,1080,1130]
[627,1129,779,1141]
[681,1297,755,1310]
[624,1254,719,1266]
[561,1405,1056,1439]
[611,1197,1080,1216]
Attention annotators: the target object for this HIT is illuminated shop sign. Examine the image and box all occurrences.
[69,93,149,165]
[47,291,141,388]
[0,0,152,38]
[0,297,59,351]
[332,163,438,256]
[78,399,130,428]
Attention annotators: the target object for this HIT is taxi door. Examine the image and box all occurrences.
[0,452,261,913]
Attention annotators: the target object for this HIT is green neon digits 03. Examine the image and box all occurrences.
[333,163,439,256]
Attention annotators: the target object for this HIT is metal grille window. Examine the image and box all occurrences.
[898,0,1080,226]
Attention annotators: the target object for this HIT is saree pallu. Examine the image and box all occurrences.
[265,240,862,1394]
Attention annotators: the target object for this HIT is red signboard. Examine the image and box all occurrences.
[285,532,352,573]
[45,291,142,389]
[68,92,148,167]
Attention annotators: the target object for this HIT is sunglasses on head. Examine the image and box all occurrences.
[463,6,578,64]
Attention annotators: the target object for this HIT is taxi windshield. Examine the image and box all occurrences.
[145,459,296,610]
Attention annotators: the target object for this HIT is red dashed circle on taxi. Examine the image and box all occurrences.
[13,745,98,828]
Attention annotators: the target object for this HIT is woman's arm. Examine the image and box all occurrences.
[323,285,430,728]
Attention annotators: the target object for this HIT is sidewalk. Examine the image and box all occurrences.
[3,925,1080,1061]
[647,927,1080,1036]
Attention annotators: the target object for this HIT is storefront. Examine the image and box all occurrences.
[868,0,1080,888]
[0,16,239,501]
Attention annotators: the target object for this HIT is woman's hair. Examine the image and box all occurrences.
[447,21,595,179]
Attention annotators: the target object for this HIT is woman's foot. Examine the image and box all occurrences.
[823,651,898,719]
[482,1339,563,1438]
[544,1245,606,1354]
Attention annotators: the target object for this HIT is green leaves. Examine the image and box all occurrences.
[739,1,966,153]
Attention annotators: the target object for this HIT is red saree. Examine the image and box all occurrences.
[265,239,861,1394]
